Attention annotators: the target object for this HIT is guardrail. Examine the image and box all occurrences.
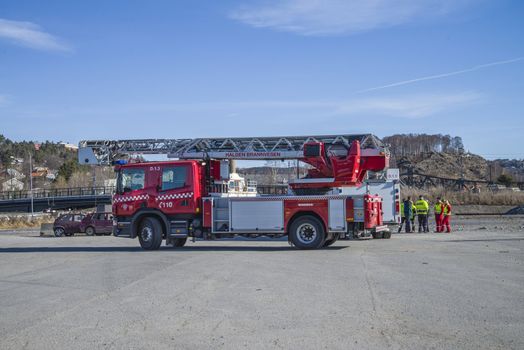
[0,184,292,201]
[0,186,116,201]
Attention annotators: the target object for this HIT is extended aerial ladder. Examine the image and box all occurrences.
[79,134,389,193]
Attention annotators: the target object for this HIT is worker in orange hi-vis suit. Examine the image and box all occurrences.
[433,197,444,232]
[442,200,452,233]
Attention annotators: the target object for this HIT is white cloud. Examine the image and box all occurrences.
[231,0,474,36]
[335,92,482,118]
[120,92,482,119]
[24,92,480,120]
[0,18,71,51]
[358,57,524,93]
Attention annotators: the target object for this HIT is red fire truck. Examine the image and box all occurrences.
[78,134,391,250]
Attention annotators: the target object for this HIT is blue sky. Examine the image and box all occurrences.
[0,0,523,159]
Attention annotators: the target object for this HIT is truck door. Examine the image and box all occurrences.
[157,165,195,215]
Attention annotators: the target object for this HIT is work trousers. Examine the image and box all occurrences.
[442,215,451,233]
[435,214,443,232]
[417,214,429,232]
[398,217,412,233]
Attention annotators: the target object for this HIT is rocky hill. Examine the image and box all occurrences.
[395,152,489,181]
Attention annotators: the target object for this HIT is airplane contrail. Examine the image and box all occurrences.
[357,57,524,93]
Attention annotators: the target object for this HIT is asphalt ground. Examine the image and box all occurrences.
[0,217,523,349]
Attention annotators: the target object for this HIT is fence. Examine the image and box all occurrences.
[0,186,116,201]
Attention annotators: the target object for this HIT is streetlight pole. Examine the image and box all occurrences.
[29,152,34,217]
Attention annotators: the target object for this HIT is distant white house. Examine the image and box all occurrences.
[6,168,25,179]
[9,156,24,165]
[104,179,117,187]
[60,142,79,151]
[2,178,24,191]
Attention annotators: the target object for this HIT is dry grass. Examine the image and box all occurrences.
[0,214,54,230]
[401,186,524,206]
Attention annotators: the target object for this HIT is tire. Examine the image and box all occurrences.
[323,233,340,247]
[288,215,325,249]
[372,230,391,239]
[85,226,95,236]
[138,217,163,250]
[172,238,187,248]
[372,231,384,239]
[54,227,64,237]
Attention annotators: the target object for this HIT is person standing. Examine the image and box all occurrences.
[434,197,444,232]
[442,200,452,233]
[415,195,430,233]
[402,197,414,233]
[411,201,417,232]
[398,201,406,233]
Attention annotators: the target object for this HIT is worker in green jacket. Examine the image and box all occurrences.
[398,201,406,233]
[415,195,430,233]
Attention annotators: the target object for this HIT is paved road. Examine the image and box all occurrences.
[0,229,523,349]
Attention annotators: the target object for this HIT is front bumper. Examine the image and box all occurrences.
[113,218,132,237]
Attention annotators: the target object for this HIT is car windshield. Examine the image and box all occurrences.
[118,168,145,193]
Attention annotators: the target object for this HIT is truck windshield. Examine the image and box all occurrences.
[117,168,145,193]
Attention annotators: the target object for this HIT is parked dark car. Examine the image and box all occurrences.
[53,214,86,237]
[80,212,114,236]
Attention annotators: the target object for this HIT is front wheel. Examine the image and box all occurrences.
[54,227,64,237]
[288,215,325,249]
[85,226,95,236]
[138,217,163,250]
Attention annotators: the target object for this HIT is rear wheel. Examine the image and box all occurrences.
[289,215,325,250]
[85,226,95,236]
[54,227,64,237]
[372,230,391,239]
[138,217,163,250]
[172,238,187,248]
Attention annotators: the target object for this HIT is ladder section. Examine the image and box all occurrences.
[79,134,383,165]
[212,197,230,233]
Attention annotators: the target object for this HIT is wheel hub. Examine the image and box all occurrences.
[296,223,317,244]
[141,227,153,242]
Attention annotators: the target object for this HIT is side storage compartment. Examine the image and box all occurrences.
[213,198,230,232]
[230,199,284,232]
